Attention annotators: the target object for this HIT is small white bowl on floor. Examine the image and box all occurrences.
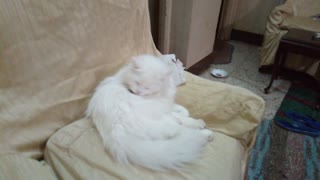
[210,69,228,78]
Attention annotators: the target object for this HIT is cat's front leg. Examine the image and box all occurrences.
[144,118,180,140]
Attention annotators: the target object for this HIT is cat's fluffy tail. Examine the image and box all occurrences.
[105,128,212,171]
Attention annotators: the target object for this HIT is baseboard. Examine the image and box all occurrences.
[187,30,264,75]
[186,52,214,75]
[230,29,264,46]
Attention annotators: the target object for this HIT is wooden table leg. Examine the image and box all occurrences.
[279,51,287,67]
[264,48,282,94]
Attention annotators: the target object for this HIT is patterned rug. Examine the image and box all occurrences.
[247,82,320,180]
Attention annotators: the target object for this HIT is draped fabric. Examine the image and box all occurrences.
[217,0,240,40]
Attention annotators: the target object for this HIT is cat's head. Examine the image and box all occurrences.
[123,54,173,97]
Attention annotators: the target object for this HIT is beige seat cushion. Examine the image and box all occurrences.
[45,73,265,180]
[45,118,244,180]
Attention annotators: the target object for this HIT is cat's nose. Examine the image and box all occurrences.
[136,90,142,95]
[138,91,146,96]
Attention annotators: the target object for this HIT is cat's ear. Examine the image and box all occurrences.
[162,68,173,81]
[130,57,142,72]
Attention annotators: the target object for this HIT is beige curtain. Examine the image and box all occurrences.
[217,0,239,40]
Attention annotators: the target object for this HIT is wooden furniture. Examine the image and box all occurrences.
[264,29,320,94]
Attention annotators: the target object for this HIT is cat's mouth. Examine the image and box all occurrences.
[125,83,136,95]
[128,88,147,97]
[128,88,136,95]
[127,87,154,97]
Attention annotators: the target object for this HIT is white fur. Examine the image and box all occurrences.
[86,54,213,171]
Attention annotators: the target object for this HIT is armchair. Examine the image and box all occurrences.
[260,0,320,80]
[0,0,265,179]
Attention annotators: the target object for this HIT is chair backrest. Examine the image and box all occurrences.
[0,0,158,159]
[287,0,320,17]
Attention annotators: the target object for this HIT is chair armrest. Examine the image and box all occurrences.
[281,16,320,32]
[176,72,265,149]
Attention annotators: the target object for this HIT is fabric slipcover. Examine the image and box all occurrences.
[0,0,265,179]
[0,155,56,180]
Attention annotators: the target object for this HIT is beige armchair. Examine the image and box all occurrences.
[260,0,320,80]
[0,0,265,179]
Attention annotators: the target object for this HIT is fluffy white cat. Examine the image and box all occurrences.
[86,54,213,171]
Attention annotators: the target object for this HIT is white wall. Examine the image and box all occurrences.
[159,0,222,68]
[233,0,279,35]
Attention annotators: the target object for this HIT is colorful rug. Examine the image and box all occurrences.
[247,82,320,179]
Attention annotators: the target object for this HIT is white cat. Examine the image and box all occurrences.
[86,54,213,171]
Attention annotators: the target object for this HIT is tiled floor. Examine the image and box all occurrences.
[200,41,291,120]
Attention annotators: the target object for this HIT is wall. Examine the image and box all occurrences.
[158,0,222,68]
[233,0,280,35]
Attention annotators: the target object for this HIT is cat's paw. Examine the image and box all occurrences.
[173,105,189,117]
[193,119,206,129]
[201,129,214,142]
[179,118,206,129]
